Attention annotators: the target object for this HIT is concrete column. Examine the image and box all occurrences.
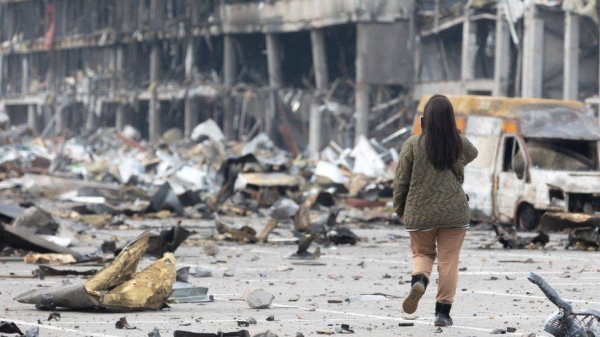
[311,30,329,90]
[55,106,65,135]
[355,25,370,144]
[85,100,98,131]
[184,98,198,139]
[185,38,196,81]
[461,9,477,82]
[150,43,161,85]
[223,35,237,140]
[309,29,329,156]
[116,45,125,84]
[116,104,127,131]
[266,33,283,140]
[522,5,544,98]
[563,11,580,101]
[149,43,161,140]
[149,93,160,141]
[27,104,40,135]
[355,83,370,143]
[184,38,198,139]
[493,6,511,96]
[21,55,28,94]
[266,34,283,87]
[0,51,3,94]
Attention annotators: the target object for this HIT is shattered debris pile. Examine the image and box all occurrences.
[0,120,401,245]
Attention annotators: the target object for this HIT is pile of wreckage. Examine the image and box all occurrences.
[0,119,400,225]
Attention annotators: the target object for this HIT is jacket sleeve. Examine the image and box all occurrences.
[461,135,478,166]
[393,139,414,217]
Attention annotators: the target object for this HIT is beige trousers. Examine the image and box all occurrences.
[409,228,467,304]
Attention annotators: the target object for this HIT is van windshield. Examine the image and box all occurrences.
[523,139,598,171]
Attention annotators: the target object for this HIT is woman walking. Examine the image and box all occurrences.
[393,94,478,327]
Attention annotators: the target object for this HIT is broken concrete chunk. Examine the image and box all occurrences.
[491,328,507,334]
[148,327,162,337]
[25,326,39,337]
[268,198,299,220]
[244,289,275,309]
[203,241,220,257]
[12,206,58,235]
[335,324,354,334]
[315,161,348,185]
[191,119,225,144]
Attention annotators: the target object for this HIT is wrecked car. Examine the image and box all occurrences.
[414,95,600,231]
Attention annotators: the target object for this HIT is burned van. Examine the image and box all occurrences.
[413,95,600,230]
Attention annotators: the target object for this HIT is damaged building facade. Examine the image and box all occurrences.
[0,0,598,152]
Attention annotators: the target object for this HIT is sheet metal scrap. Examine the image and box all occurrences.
[145,222,195,258]
[170,282,213,303]
[214,214,258,243]
[15,231,177,311]
[480,225,549,249]
[0,321,24,335]
[36,266,98,279]
[0,223,82,259]
[539,212,600,232]
[568,227,600,250]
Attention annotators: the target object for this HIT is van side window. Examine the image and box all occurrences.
[502,137,515,172]
[502,136,525,179]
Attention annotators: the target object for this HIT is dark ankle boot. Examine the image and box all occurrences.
[402,274,429,314]
[434,302,453,327]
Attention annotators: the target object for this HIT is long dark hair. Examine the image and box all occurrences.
[423,94,462,170]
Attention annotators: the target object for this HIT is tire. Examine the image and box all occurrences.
[517,204,539,231]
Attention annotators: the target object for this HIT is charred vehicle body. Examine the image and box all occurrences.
[414,95,600,232]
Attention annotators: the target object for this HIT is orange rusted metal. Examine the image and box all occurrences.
[416,95,585,117]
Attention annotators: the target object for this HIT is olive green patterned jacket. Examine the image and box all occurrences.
[393,134,478,229]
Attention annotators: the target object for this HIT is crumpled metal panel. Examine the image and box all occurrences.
[13,283,100,310]
[84,231,149,295]
[516,105,600,140]
[100,253,176,310]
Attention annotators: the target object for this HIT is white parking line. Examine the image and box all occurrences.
[211,296,522,335]
[472,290,600,304]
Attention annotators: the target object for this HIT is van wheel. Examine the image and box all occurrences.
[517,204,539,231]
